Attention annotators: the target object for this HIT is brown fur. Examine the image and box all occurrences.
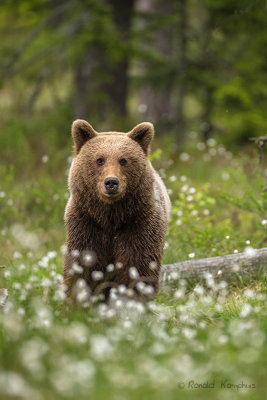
[63,119,171,300]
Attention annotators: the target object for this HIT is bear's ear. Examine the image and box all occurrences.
[128,122,154,156]
[72,119,97,155]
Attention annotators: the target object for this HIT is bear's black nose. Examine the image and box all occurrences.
[104,177,119,193]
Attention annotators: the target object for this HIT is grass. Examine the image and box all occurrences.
[0,117,267,399]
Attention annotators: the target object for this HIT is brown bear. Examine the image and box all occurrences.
[63,119,171,301]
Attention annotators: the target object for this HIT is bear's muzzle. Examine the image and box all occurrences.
[104,177,119,194]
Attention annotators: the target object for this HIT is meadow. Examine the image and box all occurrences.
[0,115,267,400]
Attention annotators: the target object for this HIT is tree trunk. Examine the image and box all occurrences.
[201,87,214,141]
[175,0,188,147]
[136,0,174,125]
[106,0,135,117]
[73,47,107,120]
[73,0,135,122]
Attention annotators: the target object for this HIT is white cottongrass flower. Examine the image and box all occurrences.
[174,288,185,299]
[71,249,80,258]
[197,142,205,151]
[207,138,216,147]
[169,271,179,280]
[180,152,190,162]
[143,285,154,295]
[47,251,57,259]
[209,148,217,156]
[42,155,49,163]
[90,335,114,361]
[136,281,145,293]
[240,303,253,318]
[194,285,204,296]
[91,270,104,281]
[181,184,188,192]
[13,251,22,259]
[244,246,256,257]
[106,263,114,272]
[149,261,157,270]
[182,328,197,339]
[129,267,139,280]
[71,263,83,274]
[244,289,255,299]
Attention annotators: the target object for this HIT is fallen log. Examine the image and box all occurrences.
[161,247,267,284]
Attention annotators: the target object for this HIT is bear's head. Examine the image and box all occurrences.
[69,119,154,204]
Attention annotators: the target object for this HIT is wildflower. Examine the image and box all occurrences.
[42,155,48,163]
[13,251,22,259]
[90,335,114,361]
[138,103,147,113]
[71,249,80,258]
[91,271,104,281]
[244,246,256,257]
[207,138,216,147]
[180,152,190,162]
[181,184,188,192]
[197,142,205,151]
[244,289,255,299]
[209,148,217,156]
[194,285,204,296]
[182,328,196,339]
[71,263,83,275]
[240,304,253,318]
[149,261,157,270]
[129,267,139,280]
[106,264,114,272]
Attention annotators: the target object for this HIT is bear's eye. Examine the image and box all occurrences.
[96,158,105,166]
[119,158,127,166]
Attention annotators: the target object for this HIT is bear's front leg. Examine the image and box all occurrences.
[112,227,165,298]
[63,218,115,301]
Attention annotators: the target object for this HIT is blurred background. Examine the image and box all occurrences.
[1,0,267,163]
